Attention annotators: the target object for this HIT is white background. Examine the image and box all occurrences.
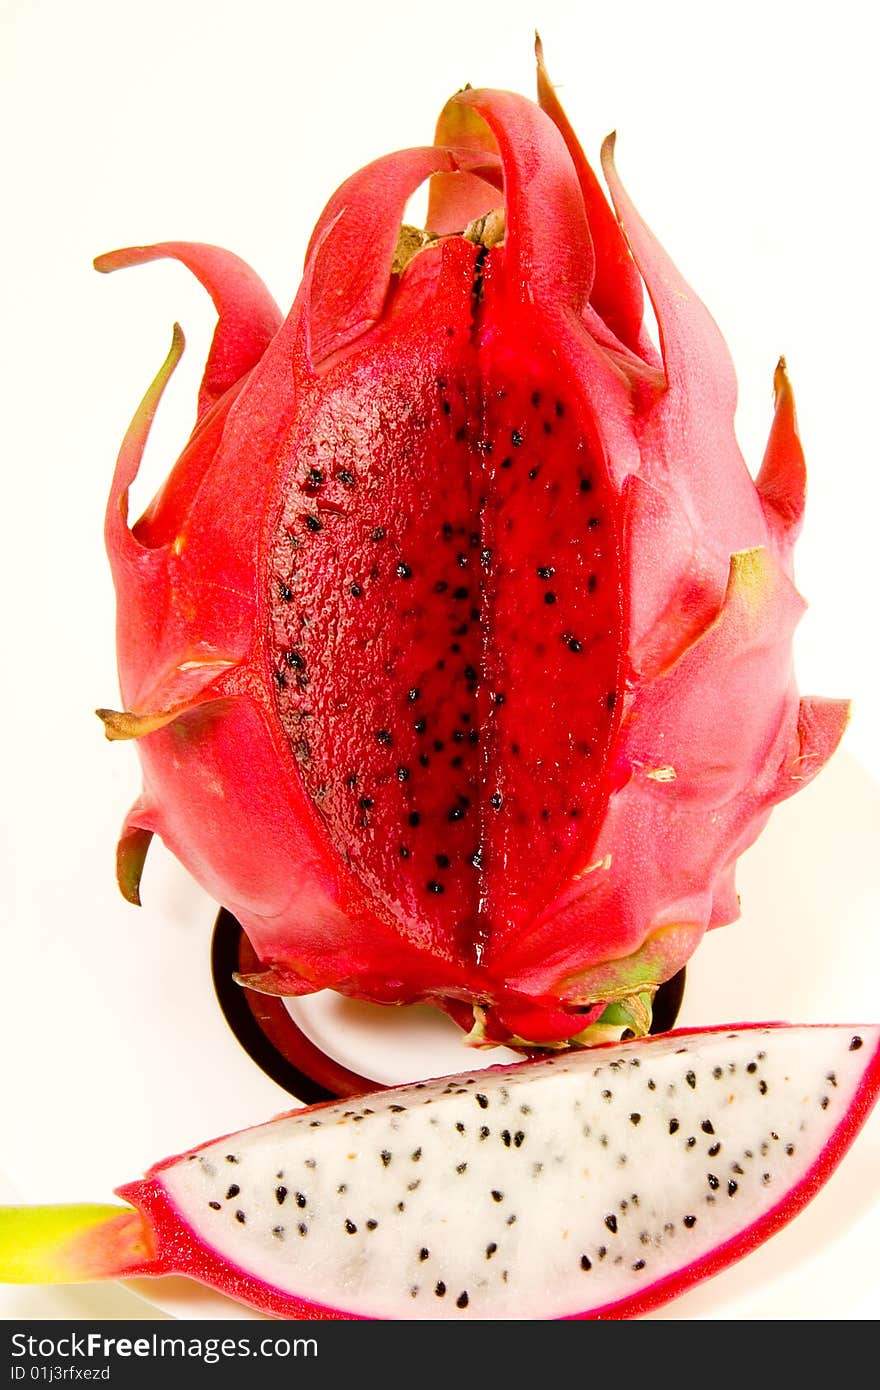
[1,0,878,1321]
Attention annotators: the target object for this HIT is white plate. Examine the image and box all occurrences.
[2,750,878,1320]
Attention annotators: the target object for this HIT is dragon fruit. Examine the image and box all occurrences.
[96,47,848,1046]
[3,1023,878,1318]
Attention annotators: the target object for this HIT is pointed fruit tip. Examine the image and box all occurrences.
[601,130,618,162]
[116,824,154,906]
[773,354,792,403]
[0,1204,151,1284]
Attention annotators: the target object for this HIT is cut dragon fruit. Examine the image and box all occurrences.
[3,1023,877,1319]
[94,47,848,1047]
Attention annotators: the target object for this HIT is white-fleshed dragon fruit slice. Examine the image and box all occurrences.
[2,1023,878,1319]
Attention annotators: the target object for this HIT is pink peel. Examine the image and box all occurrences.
[96,56,846,1045]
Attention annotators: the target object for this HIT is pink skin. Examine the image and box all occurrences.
[98,58,847,1043]
[94,1023,880,1320]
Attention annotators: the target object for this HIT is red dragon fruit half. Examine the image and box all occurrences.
[96,49,847,1047]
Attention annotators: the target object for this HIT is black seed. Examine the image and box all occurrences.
[587,574,598,594]
[587,516,600,530]
[435,853,451,869]
[531,390,541,406]
[602,1090,612,1101]
[376,729,392,745]
[606,691,617,711]
[728,1180,738,1196]
[491,1190,504,1203]
[434,580,449,594]
[407,811,421,828]
[544,591,557,605]
[397,766,410,782]
[683,1215,697,1228]
[295,1192,306,1208]
[511,429,523,447]
[747,1062,757,1074]
[537,566,555,579]
[381,1150,392,1168]
[442,400,451,414]
[605,1214,618,1234]
[397,562,413,580]
[350,584,363,598]
[685,1071,697,1089]
[225,1185,240,1200]
[371,526,385,541]
[359,797,374,811]
[345,1220,357,1234]
[501,456,514,469]
[501,1129,512,1147]
[476,1094,489,1110]
[785,1143,795,1156]
[707,1174,720,1191]
[338,469,355,485]
[308,468,324,486]
[453,586,469,600]
[456,1162,467,1174]
[208,1201,221,1210]
[427,880,444,895]
[235,1210,246,1224]
[278,580,293,602]
[411,1148,422,1161]
[305,515,321,532]
[528,468,539,480]
[414,719,427,734]
[567,636,583,653]
[399,845,410,859]
[701,1120,715,1135]
[275,1186,288,1205]
[490,792,503,810]
[850,1035,864,1050]
[633,1259,646,1271]
[669,1119,679,1134]
[479,1125,490,1138]
[687,1137,697,1149]
[630,1113,641,1126]
[708,1142,721,1157]
[758,1079,768,1095]
[456,1291,469,1309]
[448,806,465,822]
[493,692,506,706]
[579,477,592,491]
[486,1243,498,1259]
[580,1254,592,1271]
[435,1282,446,1297]
[366,1219,378,1231]
[419,753,430,767]
[407,687,420,702]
